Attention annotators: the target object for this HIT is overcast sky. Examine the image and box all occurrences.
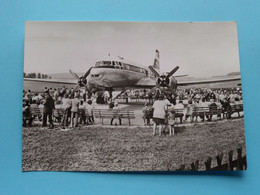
[24,21,241,77]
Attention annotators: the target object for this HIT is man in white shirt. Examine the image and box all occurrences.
[174,100,185,123]
[85,100,95,125]
[152,94,168,136]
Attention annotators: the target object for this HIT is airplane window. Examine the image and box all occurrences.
[102,61,111,65]
[112,61,115,65]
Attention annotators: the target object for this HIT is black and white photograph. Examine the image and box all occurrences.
[22,21,246,171]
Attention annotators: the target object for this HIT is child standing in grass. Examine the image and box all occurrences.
[142,103,151,126]
[168,104,176,135]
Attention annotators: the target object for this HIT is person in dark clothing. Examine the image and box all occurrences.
[220,99,232,119]
[148,92,153,105]
[210,92,216,100]
[208,99,218,121]
[23,102,33,127]
[168,94,176,106]
[42,91,55,128]
[109,100,115,109]
[83,90,86,102]
[154,88,161,100]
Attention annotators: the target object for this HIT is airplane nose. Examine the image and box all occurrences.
[89,68,104,80]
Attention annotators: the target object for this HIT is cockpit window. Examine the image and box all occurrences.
[102,61,111,65]
[95,61,112,67]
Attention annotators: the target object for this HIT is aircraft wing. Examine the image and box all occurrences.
[24,78,78,92]
[133,77,156,88]
[24,78,77,85]
[177,75,241,86]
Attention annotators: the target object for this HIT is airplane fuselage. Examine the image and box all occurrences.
[88,68,146,88]
[86,60,157,91]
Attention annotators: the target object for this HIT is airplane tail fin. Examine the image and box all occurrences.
[153,49,160,70]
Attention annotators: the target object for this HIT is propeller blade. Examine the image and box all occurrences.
[166,66,179,78]
[148,66,160,77]
[74,85,80,91]
[147,87,158,96]
[69,69,80,80]
[83,67,92,79]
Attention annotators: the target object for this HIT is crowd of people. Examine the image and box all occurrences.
[23,87,96,129]
[22,86,127,129]
[23,86,243,134]
[141,87,243,136]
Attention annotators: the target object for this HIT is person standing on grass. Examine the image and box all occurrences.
[53,88,58,103]
[152,94,168,136]
[167,104,176,136]
[142,103,151,126]
[42,90,55,128]
[61,94,72,127]
[70,93,80,128]
[110,102,122,126]
[23,101,33,127]
[85,100,95,125]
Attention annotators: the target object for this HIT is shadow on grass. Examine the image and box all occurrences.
[77,170,244,177]
[23,170,245,178]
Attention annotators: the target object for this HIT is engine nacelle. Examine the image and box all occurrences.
[156,75,177,94]
[78,77,87,87]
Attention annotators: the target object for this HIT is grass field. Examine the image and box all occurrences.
[22,119,246,171]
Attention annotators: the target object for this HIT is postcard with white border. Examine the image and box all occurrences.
[22,21,246,171]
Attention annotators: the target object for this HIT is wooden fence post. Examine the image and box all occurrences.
[228,150,234,170]
[191,160,199,171]
[205,157,212,170]
[237,148,243,170]
[216,153,223,170]
[243,156,247,170]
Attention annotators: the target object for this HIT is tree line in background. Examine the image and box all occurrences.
[24,72,52,79]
